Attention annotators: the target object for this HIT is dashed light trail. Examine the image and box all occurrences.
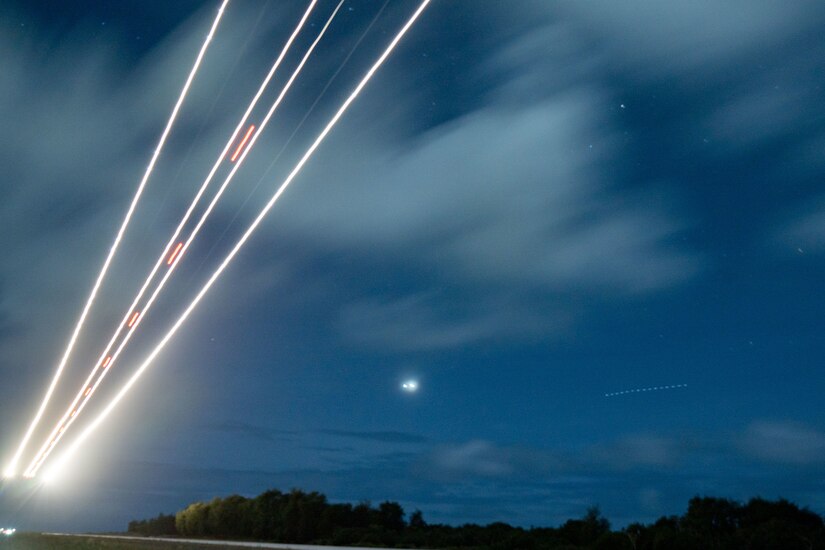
[3,0,230,480]
[39,0,433,481]
[604,384,688,397]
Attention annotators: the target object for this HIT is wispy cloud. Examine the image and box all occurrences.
[319,429,428,444]
[740,421,825,465]
[774,198,825,254]
[204,421,296,444]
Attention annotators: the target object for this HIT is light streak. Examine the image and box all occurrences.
[604,384,688,397]
[200,0,391,264]
[3,0,231,479]
[27,0,340,477]
[126,312,140,328]
[37,0,432,480]
[167,243,184,265]
[22,0,320,478]
[230,125,256,162]
[101,357,111,369]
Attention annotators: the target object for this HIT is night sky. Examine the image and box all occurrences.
[1,0,824,533]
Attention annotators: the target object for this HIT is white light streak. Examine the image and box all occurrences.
[4,0,230,479]
[22,0,321,478]
[604,384,688,397]
[40,0,432,480]
[28,0,345,477]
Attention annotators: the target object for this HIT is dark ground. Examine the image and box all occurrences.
[0,533,232,550]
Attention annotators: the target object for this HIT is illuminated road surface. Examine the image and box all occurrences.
[47,533,414,549]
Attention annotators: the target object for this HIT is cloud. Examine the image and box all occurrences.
[422,435,687,483]
[264,11,701,351]
[288,91,699,294]
[588,435,684,470]
[428,440,518,478]
[775,198,825,254]
[740,421,825,465]
[553,1,823,74]
[338,292,561,351]
[204,422,296,444]
[319,429,428,444]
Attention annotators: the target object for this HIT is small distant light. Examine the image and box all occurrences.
[401,380,418,392]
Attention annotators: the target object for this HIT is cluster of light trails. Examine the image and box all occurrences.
[41,0,432,481]
[9,0,432,481]
[24,0,345,478]
[2,0,231,480]
[604,384,688,397]
[19,0,326,479]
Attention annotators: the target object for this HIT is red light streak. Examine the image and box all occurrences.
[167,242,184,265]
[230,125,255,162]
[102,356,111,368]
[127,312,140,328]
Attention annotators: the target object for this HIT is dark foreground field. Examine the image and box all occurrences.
[0,533,230,550]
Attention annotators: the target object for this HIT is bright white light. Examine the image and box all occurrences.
[402,380,419,392]
[2,467,14,479]
[40,462,61,485]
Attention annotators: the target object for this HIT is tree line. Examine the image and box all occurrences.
[128,489,825,549]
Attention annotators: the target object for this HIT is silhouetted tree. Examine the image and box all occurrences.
[136,490,825,549]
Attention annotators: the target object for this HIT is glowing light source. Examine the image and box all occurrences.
[230,125,256,162]
[402,380,419,392]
